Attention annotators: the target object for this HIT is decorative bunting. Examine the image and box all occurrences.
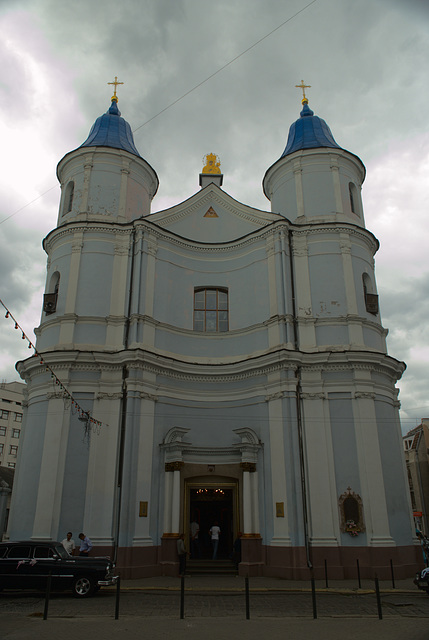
[0,298,105,434]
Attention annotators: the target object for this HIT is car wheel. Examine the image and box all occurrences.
[72,576,95,598]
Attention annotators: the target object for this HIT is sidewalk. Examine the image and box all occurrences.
[118,573,418,594]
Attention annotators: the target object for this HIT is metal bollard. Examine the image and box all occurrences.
[324,559,328,588]
[43,571,52,621]
[311,574,317,619]
[245,576,250,619]
[180,575,185,619]
[390,559,395,589]
[374,574,383,620]
[356,558,361,589]
[115,576,121,620]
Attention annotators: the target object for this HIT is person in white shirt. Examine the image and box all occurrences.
[62,532,75,556]
[209,521,221,560]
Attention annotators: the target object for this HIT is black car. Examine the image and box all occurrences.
[0,541,117,597]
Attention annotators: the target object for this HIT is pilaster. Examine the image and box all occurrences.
[352,381,394,546]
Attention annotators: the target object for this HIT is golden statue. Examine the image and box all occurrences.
[202,153,221,174]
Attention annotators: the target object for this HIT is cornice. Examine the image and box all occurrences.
[293,224,378,254]
[17,346,405,386]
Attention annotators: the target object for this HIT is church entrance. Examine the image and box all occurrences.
[185,480,238,559]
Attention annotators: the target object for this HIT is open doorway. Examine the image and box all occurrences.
[186,480,238,559]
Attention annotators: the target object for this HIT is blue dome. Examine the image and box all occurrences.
[80,100,141,157]
[281,102,342,157]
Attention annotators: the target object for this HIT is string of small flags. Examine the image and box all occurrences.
[0,299,104,433]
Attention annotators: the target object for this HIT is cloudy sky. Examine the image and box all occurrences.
[0,0,428,433]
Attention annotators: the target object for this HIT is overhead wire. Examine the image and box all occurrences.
[0,0,318,226]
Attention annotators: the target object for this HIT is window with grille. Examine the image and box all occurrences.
[194,288,228,332]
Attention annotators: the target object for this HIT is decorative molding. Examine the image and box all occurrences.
[96,392,122,400]
[114,244,130,256]
[265,391,286,402]
[138,392,158,402]
[165,461,184,472]
[71,241,83,253]
[354,392,376,400]
[46,392,68,400]
[300,392,326,400]
[240,462,256,472]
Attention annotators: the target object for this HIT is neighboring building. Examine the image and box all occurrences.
[0,381,24,470]
[0,381,25,537]
[404,420,429,535]
[8,91,419,579]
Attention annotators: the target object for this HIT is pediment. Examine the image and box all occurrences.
[148,184,282,242]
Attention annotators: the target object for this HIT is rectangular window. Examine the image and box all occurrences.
[0,427,6,437]
[194,288,229,332]
[14,413,22,422]
[0,444,3,454]
[7,462,15,468]
[9,445,18,456]
[0,410,9,419]
[12,429,20,439]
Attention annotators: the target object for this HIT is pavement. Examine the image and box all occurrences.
[2,574,429,640]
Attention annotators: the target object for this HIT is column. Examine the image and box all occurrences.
[59,232,84,345]
[353,390,394,546]
[301,389,339,546]
[267,393,291,545]
[330,156,343,213]
[163,469,173,534]
[118,159,130,220]
[79,154,93,213]
[241,463,253,534]
[32,396,70,539]
[292,233,316,349]
[106,233,131,347]
[293,159,305,217]
[340,233,364,347]
[164,462,183,535]
[82,392,121,545]
[133,394,156,545]
[250,471,260,534]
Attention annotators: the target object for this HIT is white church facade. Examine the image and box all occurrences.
[8,89,420,579]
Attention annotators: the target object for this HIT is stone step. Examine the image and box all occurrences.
[186,559,237,575]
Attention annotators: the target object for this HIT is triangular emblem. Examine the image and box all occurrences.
[204,207,218,218]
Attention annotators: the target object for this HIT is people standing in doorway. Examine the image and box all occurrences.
[209,521,221,560]
[190,518,200,558]
[177,533,187,576]
[78,532,93,556]
[61,532,75,556]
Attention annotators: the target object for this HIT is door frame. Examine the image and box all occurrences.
[184,479,239,553]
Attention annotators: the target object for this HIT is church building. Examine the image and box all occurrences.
[8,84,419,579]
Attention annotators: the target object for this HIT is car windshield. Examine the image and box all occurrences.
[54,545,71,559]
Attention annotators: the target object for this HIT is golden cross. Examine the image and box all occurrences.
[295,79,311,102]
[107,76,124,99]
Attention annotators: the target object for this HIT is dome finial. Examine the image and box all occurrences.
[107,75,124,103]
[295,79,311,105]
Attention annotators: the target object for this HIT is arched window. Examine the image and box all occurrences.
[43,272,60,315]
[194,288,228,332]
[348,182,359,216]
[63,181,74,215]
[362,273,378,315]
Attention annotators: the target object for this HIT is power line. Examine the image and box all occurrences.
[0,0,318,226]
[132,0,318,133]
